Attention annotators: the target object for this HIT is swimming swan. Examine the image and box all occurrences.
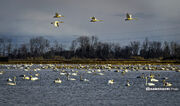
[54,78,62,83]
[126,80,131,86]
[108,79,115,84]
[7,77,16,86]
[145,77,155,86]
[30,76,38,81]
[163,80,172,86]
[150,78,159,82]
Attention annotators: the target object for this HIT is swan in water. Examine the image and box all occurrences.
[0,71,4,75]
[149,73,155,79]
[108,79,115,84]
[23,75,30,80]
[145,77,155,86]
[53,13,64,18]
[71,73,78,76]
[87,71,92,74]
[60,72,67,75]
[90,16,103,22]
[35,73,39,77]
[80,75,89,82]
[162,77,168,80]
[66,73,76,81]
[97,73,104,76]
[7,78,12,82]
[150,78,159,82]
[51,21,64,27]
[67,77,76,81]
[7,77,16,86]
[125,13,137,21]
[30,75,38,81]
[163,80,172,86]
[125,80,131,86]
[54,78,62,83]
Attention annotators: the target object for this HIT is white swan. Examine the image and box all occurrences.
[83,79,89,82]
[7,78,12,82]
[7,77,16,86]
[126,80,131,86]
[51,21,64,27]
[60,72,66,75]
[125,13,137,21]
[68,78,76,81]
[145,77,155,86]
[108,80,114,84]
[30,76,38,81]
[163,80,172,86]
[90,16,103,22]
[80,75,89,82]
[0,71,4,75]
[54,13,64,18]
[87,71,92,74]
[96,69,101,72]
[162,77,168,80]
[67,74,76,81]
[71,73,77,76]
[35,73,39,77]
[54,78,62,83]
[98,73,104,75]
[23,75,30,80]
[150,78,159,82]
[164,82,172,87]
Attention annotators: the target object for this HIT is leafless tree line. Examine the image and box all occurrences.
[0,36,180,60]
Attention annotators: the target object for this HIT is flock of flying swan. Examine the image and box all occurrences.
[51,12,137,27]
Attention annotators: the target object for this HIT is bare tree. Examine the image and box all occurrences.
[140,38,149,58]
[163,41,171,58]
[29,36,50,57]
[0,38,4,56]
[130,41,140,56]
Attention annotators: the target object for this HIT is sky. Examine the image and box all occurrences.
[0,0,180,46]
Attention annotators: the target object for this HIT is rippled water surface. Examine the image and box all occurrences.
[0,65,180,106]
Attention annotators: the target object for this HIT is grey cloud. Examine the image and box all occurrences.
[0,0,180,44]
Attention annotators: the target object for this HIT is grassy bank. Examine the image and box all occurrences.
[0,59,180,65]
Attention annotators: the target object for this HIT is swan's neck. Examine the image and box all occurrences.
[145,78,148,85]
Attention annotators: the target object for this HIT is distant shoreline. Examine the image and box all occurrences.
[0,59,180,65]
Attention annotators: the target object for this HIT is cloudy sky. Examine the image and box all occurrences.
[0,0,180,45]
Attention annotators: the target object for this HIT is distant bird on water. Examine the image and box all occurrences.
[0,71,4,75]
[7,77,16,86]
[125,13,137,21]
[90,16,103,22]
[126,80,131,86]
[51,21,64,27]
[108,79,115,84]
[145,77,155,86]
[54,78,62,83]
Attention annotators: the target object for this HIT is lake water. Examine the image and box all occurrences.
[0,64,180,106]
